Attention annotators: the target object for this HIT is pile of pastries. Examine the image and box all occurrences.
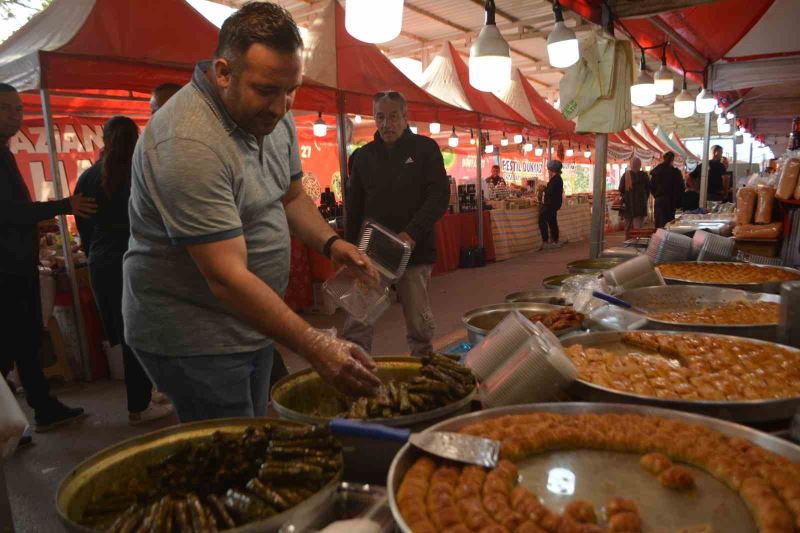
[398,412,800,532]
[649,301,780,325]
[564,332,800,401]
[656,263,800,285]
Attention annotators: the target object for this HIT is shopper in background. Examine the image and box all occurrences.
[539,160,564,249]
[75,116,174,426]
[690,144,725,202]
[345,91,449,355]
[485,165,506,187]
[649,151,684,229]
[149,83,182,115]
[618,157,650,239]
[0,83,94,433]
[124,2,380,423]
[682,169,701,211]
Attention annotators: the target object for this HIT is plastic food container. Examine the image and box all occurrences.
[279,482,392,533]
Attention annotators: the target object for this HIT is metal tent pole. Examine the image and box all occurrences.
[699,111,712,208]
[731,131,737,199]
[589,133,608,259]
[335,93,349,215]
[476,125,484,249]
[749,141,754,174]
[40,89,91,381]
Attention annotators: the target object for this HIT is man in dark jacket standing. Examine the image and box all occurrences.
[650,151,684,228]
[0,83,95,432]
[539,160,565,249]
[345,91,449,355]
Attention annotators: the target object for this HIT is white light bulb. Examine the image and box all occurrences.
[513,134,523,144]
[631,70,656,107]
[566,147,574,157]
[584,150,591,158]
[695,88,717,114]
[354,114,362,124]
[469,137,476,145]
[524,142,533,152]
[674,89,695,118]
[500,136,509,147]
[654,64,674,96]
[535,146,543,156]
[345,0,404,44]
[429,122,441,134]
[717,120,731,134]
[547,21,579,69]
[714,105,723,115]
[313,114,327,137]
[736,127,744,137]
[726,112,734,120]
[469,23,512,92]
[448,128,458,148]
[717,116,727,126]
[409,124,418,134]
[485,144,494,154]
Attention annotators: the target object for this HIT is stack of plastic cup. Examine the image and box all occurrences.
[603,254,665,291]
[465,311,537,382]
[479,324,577,407]
[692,230,736,262]
[646,229,693,264]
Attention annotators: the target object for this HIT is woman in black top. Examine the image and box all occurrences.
[75,116,173,425]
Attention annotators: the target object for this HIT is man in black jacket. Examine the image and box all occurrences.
[344,91,449,355]
[539,160,565,249]
[649,151,684,228]
[689,144,725,202]
[0,83,95,432]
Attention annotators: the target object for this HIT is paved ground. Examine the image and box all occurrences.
[2,234,621,532]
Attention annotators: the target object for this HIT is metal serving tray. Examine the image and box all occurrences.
[566,257,630,274]
[616,285,780,341]
[504,289,571,306]
[271,357,475,429]
[462,303,567,344]
[561,330,800,423]
[57,418,341,533]
[657,261,800,294]
[542,273,579,290]
[388,403,800,533]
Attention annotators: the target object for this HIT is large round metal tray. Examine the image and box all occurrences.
[462,302,566,344]
[616,285,780,341]
[504,289,571,306]
[271,357,475,429]
[561,330,800,423]
[542,273,577,289]
[657,261,800,294]
[388,403,800,533]
[57,417,341,533]
[567,257,630,273]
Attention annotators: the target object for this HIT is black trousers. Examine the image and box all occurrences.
[89,260,152,413]
[654,198,675,229]
[539,207,560,243]
[0,271,52,412]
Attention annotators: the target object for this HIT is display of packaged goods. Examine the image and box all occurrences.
[736,187,757,225]
[777,157,800,200]
[754,186,777,224]
[733,222,783,240]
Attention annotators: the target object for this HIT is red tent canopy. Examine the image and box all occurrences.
[637,121,671,154]
[302,0,476,127]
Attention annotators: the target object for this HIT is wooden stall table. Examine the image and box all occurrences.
[491,203,592,261]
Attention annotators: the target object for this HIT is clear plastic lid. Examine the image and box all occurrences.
[358,221,412,281]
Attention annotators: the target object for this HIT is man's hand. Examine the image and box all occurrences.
[69,193,97,218]
[300,328,381,397]
[330,239,379,282]
[398,231,416,250]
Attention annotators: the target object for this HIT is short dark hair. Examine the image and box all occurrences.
[0,83,17,93]
[492,165,500,170]
[663,151,675,163]
[152,83,182,95]
[712,144,723,152]
[216,1,303,66]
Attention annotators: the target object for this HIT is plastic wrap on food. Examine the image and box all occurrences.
[755,186,776,224]
[733,222,783,240]
[736,188,757,225]
[560,274,607,313]
[777,157,800,200]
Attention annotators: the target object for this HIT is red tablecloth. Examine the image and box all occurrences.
[433,211,496,276]
[284,238,314,311]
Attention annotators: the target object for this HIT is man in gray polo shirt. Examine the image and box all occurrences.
[123,2,380,422]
